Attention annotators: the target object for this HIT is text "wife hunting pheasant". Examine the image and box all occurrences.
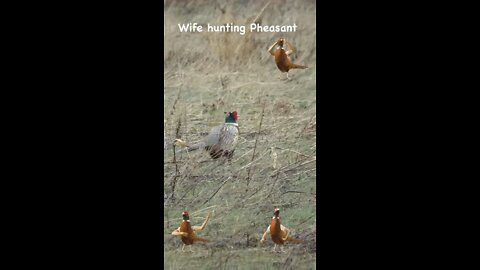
[178,23,298,35]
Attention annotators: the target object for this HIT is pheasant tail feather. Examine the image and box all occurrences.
[290,63,307,69]
[186,141,207,152]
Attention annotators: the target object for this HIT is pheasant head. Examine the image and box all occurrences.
[224,111,238,124]
[273,207,280,218]
[182,211,190,221]
[277,38,285,48]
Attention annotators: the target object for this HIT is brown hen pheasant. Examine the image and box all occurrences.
[260,207,303,252]
[171,211,211,252]
[268,38,307,79]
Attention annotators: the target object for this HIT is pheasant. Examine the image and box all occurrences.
[174,111,239,159]
[260,207,303,252]
[171,211,211,252]
[268,37,307,79]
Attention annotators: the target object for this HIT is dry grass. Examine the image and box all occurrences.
[164,0,316,269]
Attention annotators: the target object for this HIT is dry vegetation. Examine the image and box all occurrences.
[164,0,316,269]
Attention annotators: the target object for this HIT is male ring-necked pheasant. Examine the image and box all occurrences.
[260,207,303,252]
[268,38,307,79]
[174,111,239,159]
[171,211,211,252]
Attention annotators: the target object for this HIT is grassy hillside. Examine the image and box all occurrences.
[164,0,316,269]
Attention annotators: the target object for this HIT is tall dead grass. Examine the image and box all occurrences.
[164,0,316,269]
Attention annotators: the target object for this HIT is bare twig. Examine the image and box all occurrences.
[169,87,182,117]
[267,170,281,200]
[246,103,265,188]
[170,117,183,202]
[282,159,316,174]
[251,1,271,24]
[280,190,308,195]
[272,146,312,158]
[298,113,316,138]
[170,146,178,202]
[295,214,316,227]
[202,176,232,206]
